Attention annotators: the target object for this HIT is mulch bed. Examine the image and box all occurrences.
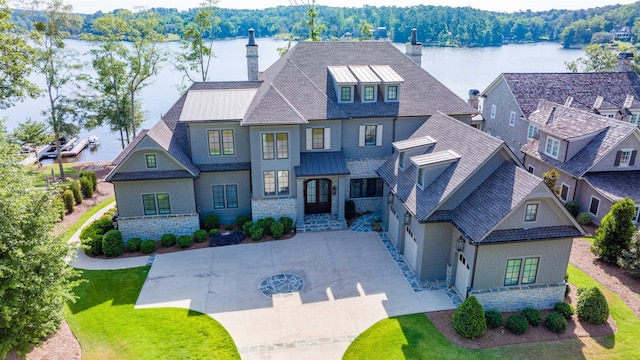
[427,282,617,350]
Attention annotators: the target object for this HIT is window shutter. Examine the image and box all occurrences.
[630,150,637,166]
[324,128,331,150]
[306,128,312,150]
[358,125,365,147]
[614,150,622,166]
[376,125,383,146]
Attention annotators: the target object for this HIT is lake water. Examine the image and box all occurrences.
[2,39,583,163]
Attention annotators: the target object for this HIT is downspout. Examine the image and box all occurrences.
[468,241,479,299]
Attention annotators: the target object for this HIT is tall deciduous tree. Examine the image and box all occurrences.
[591,197,637,263]
[0,0,39,109]
[26,0,83,180]
[0,119,78,358]
[11,119,52,167]
[565,44,618,73]
[175,0,220,84]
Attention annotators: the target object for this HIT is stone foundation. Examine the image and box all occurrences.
[251,198,298,224]
[117,213,200,241]
[351,197,383,213]
[346,158,386,213]
[470,282,566,312]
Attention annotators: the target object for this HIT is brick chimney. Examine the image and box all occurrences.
[246,29,259,81]
[614,52,634,72]
[468,89,480,110]
[405,28,422,66]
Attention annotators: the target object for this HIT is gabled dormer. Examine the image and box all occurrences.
[371,65,404,102]
[349,65,381,103]
[327,66,357,103]
[392,136,436,171]
[411,149,461,190]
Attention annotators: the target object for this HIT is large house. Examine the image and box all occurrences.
[106,32,584,310]
[378,112,583,311]
[522,100,640,225]
[480,71,640,160]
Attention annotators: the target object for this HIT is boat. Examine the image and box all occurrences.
[88,135,100,148]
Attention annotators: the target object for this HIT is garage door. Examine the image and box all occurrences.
[404,225,418,272]
[455,252,470,299]
[388,205,399,246]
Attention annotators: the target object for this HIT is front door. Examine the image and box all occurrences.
[305,179,331,214]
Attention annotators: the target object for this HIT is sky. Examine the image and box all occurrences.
[65,0,638,15]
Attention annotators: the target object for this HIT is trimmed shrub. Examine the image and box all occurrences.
[521,307,542,327]
[79,170,98,191]
[52,196,65,221]
[576,287,609,324]
[485,310,503,329]
[236,215,251,229]
[271,221,284,239]
[140,240,156,254]
[79,176,94,198]
[102,230,124,257]
[92,217,115,234]
[592,198,637,263]
[242,221,254,235]
[69,179,82,205]
[620,231,640,279]
[506,314,529,335]
[371,220,383,232]
[203,214,220,231]
[193,230,208,243]
[177,235,192,248]
[209,228,220,236]
[345,200,356,219]
[80,228,102,256]
[545,312,568,333]
[451,296,486,339]
[554,301,575,320]
[564,201,580,217]
[160,233,176,247]
[576,212,592,225]
[63,190,74,213]
[127,238,142,252]
[577,287,587,297]
[278,216,294,234]
[257,217,276,235]
[224,224,234,231]
[250,224,264,241]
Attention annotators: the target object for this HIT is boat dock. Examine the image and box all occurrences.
[60,138,89,157]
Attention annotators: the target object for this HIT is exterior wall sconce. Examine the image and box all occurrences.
[456,236,465,252]
[387,191,393,204]
[403,211,411,225]
[332,185,337,195]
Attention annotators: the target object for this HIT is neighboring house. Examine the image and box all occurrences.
[378,112,583,311]
[480,71,640,160]
[610,26,632,41]
[106,29,477,240]
[521,100,640,225]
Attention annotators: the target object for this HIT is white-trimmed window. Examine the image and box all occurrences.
[262,132,288,160]
[560,183,570,202]
[509,111,516,126]
[142,193,171,215]
[629,113,640,126]
[340,86,353,102]
[490,104,496,119]
[615,149,636,167]
[398,151,406,171]
[145,154,157,168]
[359,125,383,147]
[632,205,639,223]
[263,170,289,196]
[208,129,235,156]
[306,128,331,150]
[212,184,238,209]
[363,85,376,102]
[524,203,538,222]
[527,123,539,139]
[504,257,539,286]
[589,196,600,216]
[417,168,425,189]
[386,85,398,101]
[545,136,560,159]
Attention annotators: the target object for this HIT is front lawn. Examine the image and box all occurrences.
[28,163,80,187]
[344,265,640,359]
[65,267,239,359]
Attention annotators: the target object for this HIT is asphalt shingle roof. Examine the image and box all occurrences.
[529,100,609,140]
[483,226,583,244]
[108,170,194,181]
[197,162,252,172]
[583,171,640,201]
[499,72,640,117]
[521,101,639,177]
[295,152,350,177]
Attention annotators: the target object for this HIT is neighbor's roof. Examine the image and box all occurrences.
[179,88,258,121]
[583,171,640,202]
[521,101,639,177]
[529,100,609,141]
[489,72,640,117]
[295,151,350,177]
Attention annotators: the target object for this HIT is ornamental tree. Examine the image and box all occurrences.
[591,197,637,263]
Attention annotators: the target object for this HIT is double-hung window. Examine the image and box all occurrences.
[312,128,324,149]
[359,125,382,147]
[630,113,640,126]
[142,193,171,215]
[208,129,235,156]
[213,185,238,209]
[524,203,538,222]
[145,154,157,168]
[387,85,398,101]
[142,194,157,215]
[504,257,539,286]
[545,136,560,159]
[363,85,375,102]
[262,133,289,160]
[263,170,289,196]
[616,149,636,167]
[527,124,539,139]
[340,86,352,102]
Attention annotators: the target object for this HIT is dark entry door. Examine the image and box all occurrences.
[304,179,331,214]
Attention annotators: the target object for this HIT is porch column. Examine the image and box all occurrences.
[296,178,305,225]
[338,177,346,220]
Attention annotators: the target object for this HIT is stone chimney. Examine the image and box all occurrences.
[614,52,634,72]
[405,28,422,66]
[246,29,259,81]
[468,89,480,110]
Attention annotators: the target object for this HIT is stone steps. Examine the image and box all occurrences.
[296,214,348,233]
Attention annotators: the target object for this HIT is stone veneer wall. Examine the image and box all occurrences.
[346,158,387,213]
[251,198,298,224]
[470,282,566,312]
[117,213,200,241]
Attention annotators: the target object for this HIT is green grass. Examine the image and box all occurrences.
[344,265,640,359]
[59,197,115,242]
[28,163,81,187]
[65,267,240,360]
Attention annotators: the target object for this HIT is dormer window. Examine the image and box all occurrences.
[349,65,380,103]
[371,65,403,103]
[386,85,398,101]
[363,85,376,102]
[417,168,425,189]
[544,136,560,159]
[398,151,406,170]
[340,86,353,102]
[392,136,437,172]
[328,66,357,104]
[410,149,461,190]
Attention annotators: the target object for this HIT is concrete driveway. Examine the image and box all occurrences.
[136,230,455,359]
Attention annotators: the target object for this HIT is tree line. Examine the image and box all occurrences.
[10,2,640,47]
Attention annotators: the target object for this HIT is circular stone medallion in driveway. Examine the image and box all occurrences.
[259,273,304,297]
